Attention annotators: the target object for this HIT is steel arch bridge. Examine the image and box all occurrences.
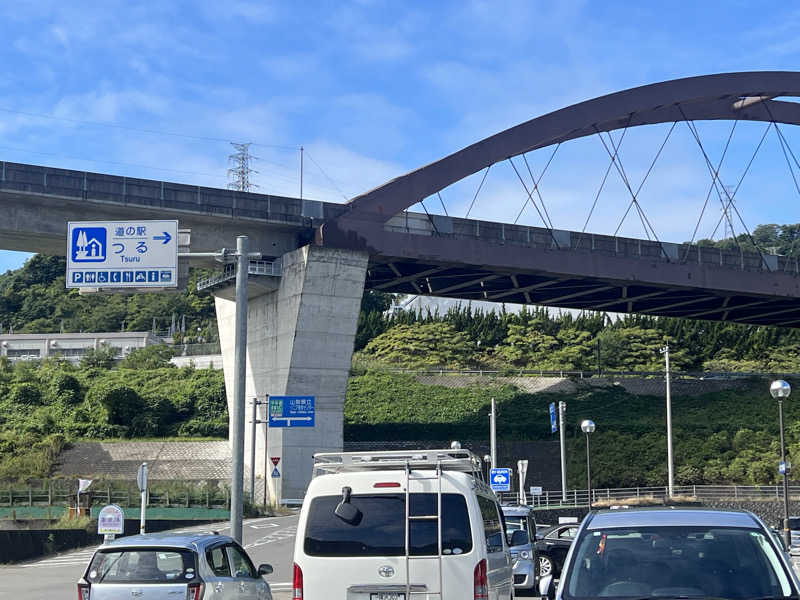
[317,71,800,327]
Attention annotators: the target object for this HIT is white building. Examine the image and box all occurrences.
[0,331,162,363]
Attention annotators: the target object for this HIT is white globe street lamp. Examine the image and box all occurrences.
[770,380,792,550]
[581,419,596,506]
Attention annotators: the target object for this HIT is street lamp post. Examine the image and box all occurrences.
[770,380,792,551]
[581,420,596,506]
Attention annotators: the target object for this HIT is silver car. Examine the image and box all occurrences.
[556,507,800,599]
[77,532,273,599]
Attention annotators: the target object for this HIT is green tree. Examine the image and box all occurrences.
[80,347,118,369]
[118,345,175,369]
[360,322,472,368]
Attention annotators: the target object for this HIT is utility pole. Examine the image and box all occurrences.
[489,397,497,469]
[559,401,567,502]
[300,146,304,200]
[662,345,674,498]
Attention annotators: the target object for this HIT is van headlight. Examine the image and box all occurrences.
[519,550,530,560]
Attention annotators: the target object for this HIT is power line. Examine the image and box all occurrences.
[0,105,297,150]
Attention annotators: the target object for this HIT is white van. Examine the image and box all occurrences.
[292,448,514,600]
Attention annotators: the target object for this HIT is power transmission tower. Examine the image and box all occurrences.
[227,143,259,192]
[721,186,736,241]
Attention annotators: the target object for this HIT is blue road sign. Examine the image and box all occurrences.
[780,461,788,474]
[66,220,178,289]
[271,467,281,478]
[549,402,557,433]
[490,468,512,492]
[71,227,107,262]
[268,395,315,427]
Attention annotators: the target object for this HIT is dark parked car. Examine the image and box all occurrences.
[534,523,579,579]
[556,508,799,599]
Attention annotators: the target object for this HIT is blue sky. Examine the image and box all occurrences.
[3,1,800,274]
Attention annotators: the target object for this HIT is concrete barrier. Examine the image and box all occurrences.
[0,519,222,564]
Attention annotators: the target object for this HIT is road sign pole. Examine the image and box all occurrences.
[137,462,147,535]
[490,397,497,469]
[231,235,249,544]
[250,397,257,507]
[559,401,567,502]
[663,345,675,498]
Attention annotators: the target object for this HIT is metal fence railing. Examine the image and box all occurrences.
[0,486,230,510]
[497,484,800,508]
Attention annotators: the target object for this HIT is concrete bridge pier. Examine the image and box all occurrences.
[214,245,368,504]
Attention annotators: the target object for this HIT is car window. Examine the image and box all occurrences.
[304,493,472,557]
[226,544,256,578]
[564,525,794,599]
[206,546,231,577]
[477,496,504,553]
[86,548,196,583]
[560,527,578,539]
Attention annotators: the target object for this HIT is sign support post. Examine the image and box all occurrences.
[559,401,567,502]
[137,462,147,534]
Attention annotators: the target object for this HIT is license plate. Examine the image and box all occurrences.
[370,594,405,600]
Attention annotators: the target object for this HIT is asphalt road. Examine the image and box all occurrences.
[0,514,299,600]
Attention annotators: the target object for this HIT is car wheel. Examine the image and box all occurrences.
[538,555,553,578]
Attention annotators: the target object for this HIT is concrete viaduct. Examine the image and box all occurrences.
[3,71,800,501]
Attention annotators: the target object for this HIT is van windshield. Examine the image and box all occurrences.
[304,493,472,557]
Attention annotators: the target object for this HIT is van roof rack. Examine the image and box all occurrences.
[312,448,486,480]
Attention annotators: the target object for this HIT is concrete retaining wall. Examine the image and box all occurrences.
[0,519,220,564]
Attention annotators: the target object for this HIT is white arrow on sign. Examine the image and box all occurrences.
[271,416,312,427]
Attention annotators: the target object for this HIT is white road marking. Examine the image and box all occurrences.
[20,548,98,568]
[245,526,297,549]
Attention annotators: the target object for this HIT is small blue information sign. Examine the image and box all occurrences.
[268,395,315,428]
[490,468,512,492]
[549,402,558,433]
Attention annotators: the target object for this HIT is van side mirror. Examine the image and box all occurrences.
[335,486,363,525]
[258,564,273,576]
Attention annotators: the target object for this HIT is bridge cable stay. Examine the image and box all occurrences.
[693,118,772,263]
[608,121,677,245]
[507,156,562,248]
[436,192,449,216]
[592,123,658,241]
[762,105,800,266]
[418,198,442,236]
[593,119,671,256]
[464,165,491,219]
[680,119,739,262]
[508,147,558,229]
[576,125,632,249]
[677,104,771,266]
[685,119,746,247]
[521,144,560,229]
[601,131,657,241]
